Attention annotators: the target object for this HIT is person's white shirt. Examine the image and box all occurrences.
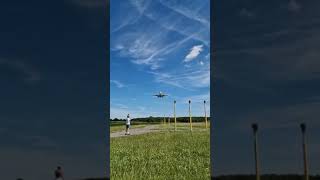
[126,117,131,125]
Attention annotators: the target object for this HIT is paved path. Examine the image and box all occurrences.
[110,125,161,138]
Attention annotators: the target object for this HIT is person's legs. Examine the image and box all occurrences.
[127,125,130,135]
[125,125,129,135]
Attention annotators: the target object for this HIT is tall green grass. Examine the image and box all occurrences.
[110,129,210,180]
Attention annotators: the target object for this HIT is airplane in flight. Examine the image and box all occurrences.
[153,91,168,98]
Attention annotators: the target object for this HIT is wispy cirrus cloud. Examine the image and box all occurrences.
[127,0,210,44]
[180,92,210,103]
[111,0,209,70]
[174,92,210,116]
[111,0,151,33]
[148,71,185,89]
[110,106,159,119]
[158,0,210,28]
[112,103,129,109]
[149,65,210,90]
[112,27,205,70]
[110,102,132,119]
[129,0,152,14]
[110,80,125,88]
[142,9,209,47]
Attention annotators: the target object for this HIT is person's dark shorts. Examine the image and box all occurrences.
[126,124,130,129]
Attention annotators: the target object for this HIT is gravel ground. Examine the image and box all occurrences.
[110,124,161,138]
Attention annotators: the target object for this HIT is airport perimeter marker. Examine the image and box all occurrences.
[174,100,177,131]
[204,100,208,129]
[189,100,193,131]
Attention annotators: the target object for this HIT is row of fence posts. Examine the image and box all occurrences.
[163,100,208,131]
[252,123,309,180]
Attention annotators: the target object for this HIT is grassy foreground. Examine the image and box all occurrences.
[110,127,210,180]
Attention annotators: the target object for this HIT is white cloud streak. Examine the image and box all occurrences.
[184,44,204,62]
[149,66,210,90]
[110,80,125,88]
[158,0,210,28]
[180,92,210,104]
[129,0,151,14]
[111,0,210,91]
[111,0,209,70]
[113,28,202,70]
[110,106,160,119]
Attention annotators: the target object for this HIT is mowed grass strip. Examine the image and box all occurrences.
[110,130,210,180]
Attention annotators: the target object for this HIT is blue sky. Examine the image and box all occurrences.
[110,0,210,119]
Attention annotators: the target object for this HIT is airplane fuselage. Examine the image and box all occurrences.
[154,92,167,98]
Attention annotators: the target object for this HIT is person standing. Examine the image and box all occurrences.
[54,166,64,180]
[125,114,131,135]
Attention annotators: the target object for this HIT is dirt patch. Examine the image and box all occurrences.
[110,125,161,138]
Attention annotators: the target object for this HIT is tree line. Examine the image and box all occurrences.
[110,116,210,123]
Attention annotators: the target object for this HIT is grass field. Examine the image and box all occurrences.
[110,122,210,180]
